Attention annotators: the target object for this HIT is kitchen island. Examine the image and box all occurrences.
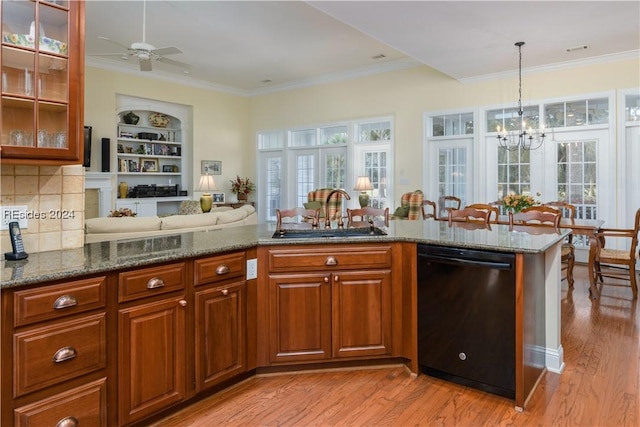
[1,221,568,424]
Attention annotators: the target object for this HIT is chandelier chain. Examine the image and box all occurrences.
[496,41,545,151]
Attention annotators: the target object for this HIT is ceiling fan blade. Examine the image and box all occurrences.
[89,53,132,57]
[151,46,182,56]
[157,56,192,69]
[97,36,132,52]
[139,58,153,71]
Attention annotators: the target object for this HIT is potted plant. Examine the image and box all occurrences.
[229,175,255,201]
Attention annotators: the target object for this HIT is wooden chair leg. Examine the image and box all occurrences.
[631,264,638,300]
[566,253,575,288]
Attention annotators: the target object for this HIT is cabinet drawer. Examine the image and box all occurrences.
[194,252,246,286]
[118,262,186,303]
[268,245,392,272]
[14,313,107,397]
[14,378,107,427]
[13,276,107,327]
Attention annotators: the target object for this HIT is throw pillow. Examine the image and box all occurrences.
[303,201,324,217]
[179,200,203,215]
[393,206,409,218]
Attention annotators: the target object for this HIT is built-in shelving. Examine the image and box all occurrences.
[115,109,188,216]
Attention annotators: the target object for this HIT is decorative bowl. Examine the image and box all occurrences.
[2,34,68,55]
[149,112,170,128]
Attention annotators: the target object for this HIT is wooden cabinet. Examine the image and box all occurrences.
[117,263,187,426]
[332,270,392,359]
[1,275,108,426]
[267,272,332,363]
[194,252,247,392]
[1,0,84,164]
[261,244,394,365]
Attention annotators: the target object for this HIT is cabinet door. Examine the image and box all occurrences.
[268,273,331,363]
[118,296,187,426]
[332,270,392,358]
[115,200,157,217]
[194,281,246,392]
[1,0,84,164]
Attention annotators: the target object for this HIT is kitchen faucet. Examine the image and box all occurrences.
[325,189,351,229]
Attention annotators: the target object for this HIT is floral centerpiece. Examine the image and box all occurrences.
[229,175,255,200]
[108,207,137,217]
[502,193,538,213]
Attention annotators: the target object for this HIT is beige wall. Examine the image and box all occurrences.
[84,67,253,195]
[250,58,640,197]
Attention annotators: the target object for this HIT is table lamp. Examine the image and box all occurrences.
[198,173,217,213]
[353,176,373,208]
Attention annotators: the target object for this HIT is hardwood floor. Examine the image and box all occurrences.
[153,265,639,427]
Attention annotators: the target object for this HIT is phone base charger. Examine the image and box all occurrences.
[5,252,28,261]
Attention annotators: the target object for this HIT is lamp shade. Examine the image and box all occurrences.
[353,176,373,192]
[354,176,373,208]
[198,174,217,193]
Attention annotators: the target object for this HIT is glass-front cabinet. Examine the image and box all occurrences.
[1,0,84,164]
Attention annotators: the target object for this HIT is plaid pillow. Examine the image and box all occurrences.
[400,190,424,220]
[308,188,343,220]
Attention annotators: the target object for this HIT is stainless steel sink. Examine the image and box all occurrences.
[272,227,387,239]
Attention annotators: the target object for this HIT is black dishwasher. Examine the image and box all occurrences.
[417,244,516,398]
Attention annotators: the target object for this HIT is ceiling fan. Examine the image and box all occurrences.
[93,0,191,72]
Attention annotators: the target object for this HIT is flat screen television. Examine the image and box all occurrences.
[83,125,92,167]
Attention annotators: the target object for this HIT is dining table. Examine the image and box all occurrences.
[494,215,605,299]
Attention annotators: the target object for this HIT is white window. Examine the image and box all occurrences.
[257,117,393,221]
[425,111,475,209]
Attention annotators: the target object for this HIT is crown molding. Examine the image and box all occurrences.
[85,56,421,97]
[459,50,640,85]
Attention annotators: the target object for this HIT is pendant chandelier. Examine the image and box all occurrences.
[496,42,545,151]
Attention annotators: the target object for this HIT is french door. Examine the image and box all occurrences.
[288,147,347,209]
[426,137,473,212]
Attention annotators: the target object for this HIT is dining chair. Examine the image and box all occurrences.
[437,196,461,219]
[422,199,437,220]
[544,201,577,221]
[508,206,576,287]
[488,199,506,216]
[347,207,390,227]
[508,206,562,228]
[276,207,320,230]
[544,201,577,288]
[448,206,491,226]
[465,203,500,223]
[590,207,640,299]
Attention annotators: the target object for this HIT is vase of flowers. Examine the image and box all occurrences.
[108,207,137,217]
[230,175,255,201]
[502,193,537,213]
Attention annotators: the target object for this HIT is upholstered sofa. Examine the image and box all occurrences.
[84,205,257,243]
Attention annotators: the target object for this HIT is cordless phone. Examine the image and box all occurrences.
[5,221,28,261]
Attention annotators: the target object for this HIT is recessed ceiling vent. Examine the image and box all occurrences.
[566,45,589,53]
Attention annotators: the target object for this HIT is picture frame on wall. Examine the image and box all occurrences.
[141,158,159,172]
[201,160,222,175]
[212,192,225,203]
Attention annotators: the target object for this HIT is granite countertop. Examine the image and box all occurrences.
[1,221,569,289]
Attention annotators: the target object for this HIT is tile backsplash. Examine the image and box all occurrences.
[1,164,85,254]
